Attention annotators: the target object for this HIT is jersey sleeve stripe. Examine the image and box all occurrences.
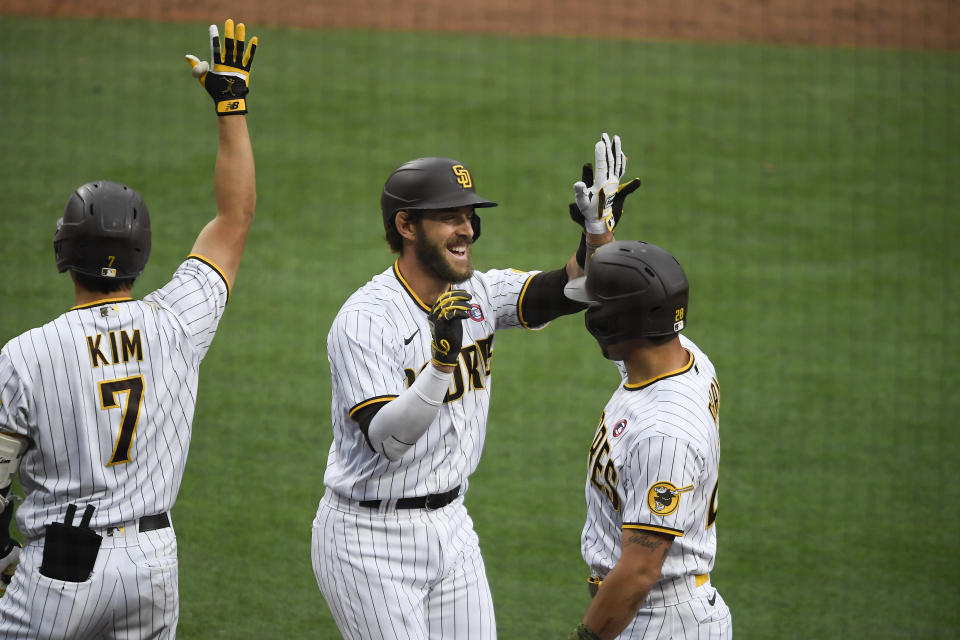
[392,261,431,313]
[515,273,537,329]
[623,523,685,537]
[187,254,231,302]
[348,395,398,418]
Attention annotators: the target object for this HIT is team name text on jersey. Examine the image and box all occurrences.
[404,334,494,403]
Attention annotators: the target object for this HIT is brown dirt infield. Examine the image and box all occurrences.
[2,0,957,51]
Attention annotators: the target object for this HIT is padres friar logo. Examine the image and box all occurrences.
[452,165,472,188]
[647,481,694,516]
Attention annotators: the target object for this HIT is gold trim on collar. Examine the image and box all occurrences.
[393,260,437,313]
[71,297,133,311]
[624,350,694,390]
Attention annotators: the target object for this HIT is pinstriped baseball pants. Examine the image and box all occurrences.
[619,590,732,639]
[0,527,179,639]
[312,492,496,640]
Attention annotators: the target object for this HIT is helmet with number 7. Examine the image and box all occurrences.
[54,180,152,279]
[381,157,497,245]
[564,240,689,350]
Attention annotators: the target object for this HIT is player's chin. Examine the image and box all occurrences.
[443,247,473,282]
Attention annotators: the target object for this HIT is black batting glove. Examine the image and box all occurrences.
[186,19,259,116]
[428,290,472,368]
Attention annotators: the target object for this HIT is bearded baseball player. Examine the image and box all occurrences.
[312,134,639,639]
[0,19,258,638]
[562,241,732,639]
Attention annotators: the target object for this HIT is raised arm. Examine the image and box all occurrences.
[185,19,259,288]
[520,133,640,326]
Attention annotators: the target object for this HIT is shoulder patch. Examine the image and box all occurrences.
[647,481,694,516]
[469,304,484,322]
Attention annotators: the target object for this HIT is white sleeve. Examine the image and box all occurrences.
[478,268,545,331]
[366,365,453,461]
[144,256,230,362]
[0,349,30,441]
[329,306,408,414]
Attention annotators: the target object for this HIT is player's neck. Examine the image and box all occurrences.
[73,283,133,307]
[396,253,451,308]
[622,339,690,385]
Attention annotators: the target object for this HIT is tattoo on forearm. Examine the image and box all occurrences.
[626,531,671,558]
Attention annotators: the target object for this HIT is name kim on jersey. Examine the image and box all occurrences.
[86,329,144,367]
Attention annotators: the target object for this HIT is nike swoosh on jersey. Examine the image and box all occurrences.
[403,329,420,345]
[707,592,717,606]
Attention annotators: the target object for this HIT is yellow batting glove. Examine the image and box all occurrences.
[185,18,259,116]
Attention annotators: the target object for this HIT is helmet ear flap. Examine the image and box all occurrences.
[471,213,481,243]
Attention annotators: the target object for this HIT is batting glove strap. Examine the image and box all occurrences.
[431,339,460,368]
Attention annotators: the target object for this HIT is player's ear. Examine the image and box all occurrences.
[395,211,419,242]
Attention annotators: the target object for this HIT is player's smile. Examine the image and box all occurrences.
[415,208,475,283]
[446,239,470,262]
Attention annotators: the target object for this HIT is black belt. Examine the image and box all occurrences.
[138,512,170,532]
[359,486,461,511]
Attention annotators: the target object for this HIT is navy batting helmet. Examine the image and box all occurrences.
[564,240,689,349]
[54,180,152,278]
[381,157,497,243]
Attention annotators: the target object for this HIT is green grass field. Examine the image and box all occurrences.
[1,15,958,639]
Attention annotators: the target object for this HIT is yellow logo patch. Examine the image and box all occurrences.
[452,164,472,188]
[647,481,694,516]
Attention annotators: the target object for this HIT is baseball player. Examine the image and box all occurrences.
[0,18,259,638]
[312,134,639,639]
[562,241,732,639]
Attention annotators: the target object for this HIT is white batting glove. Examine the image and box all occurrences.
[574,133,627,235]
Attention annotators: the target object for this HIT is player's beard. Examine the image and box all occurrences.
[414,232,474,283]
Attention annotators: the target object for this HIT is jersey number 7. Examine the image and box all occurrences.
[98,375,145,466]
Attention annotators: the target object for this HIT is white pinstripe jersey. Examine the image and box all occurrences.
[0,256,229,539]
[582,335,722,599]
[324,261,540,501]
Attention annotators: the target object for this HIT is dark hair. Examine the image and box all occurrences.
[71,271,136,295]
[385,210,423,253]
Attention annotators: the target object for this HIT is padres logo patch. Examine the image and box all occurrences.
[647,481,694,516]
[452,164,473,188]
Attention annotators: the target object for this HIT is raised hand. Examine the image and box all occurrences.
[185,18,259,116]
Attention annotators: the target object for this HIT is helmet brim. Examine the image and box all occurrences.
[563,276,601,306]
[404,194,498,213]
